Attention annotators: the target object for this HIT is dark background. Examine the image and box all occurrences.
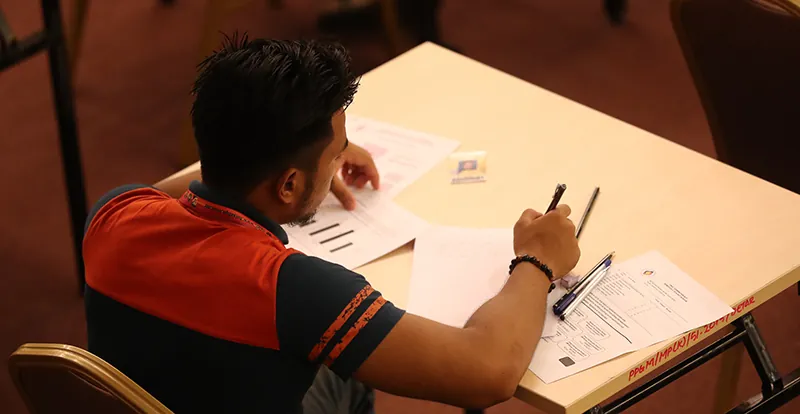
[1,1,797,413]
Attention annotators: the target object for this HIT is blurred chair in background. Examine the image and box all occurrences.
[671,0,800,195]
[66,0,87,76]
[8,343,173,414]
[672,2,800,409]
[319,0,442,46]
[604,0,628,24]
[64,0,407,165]
[183,0,408,164]
[66,0,407,80]
[67,0,174,77]
[320,0,633,44]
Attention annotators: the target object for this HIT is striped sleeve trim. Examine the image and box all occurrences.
[308,285,374,362]
[324,296,387,367]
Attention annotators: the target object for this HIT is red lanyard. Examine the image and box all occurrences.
[179,190,273,237]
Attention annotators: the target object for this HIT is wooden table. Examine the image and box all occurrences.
[165,43,800,413]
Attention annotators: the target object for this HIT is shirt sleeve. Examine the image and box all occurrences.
[275,254,405,379]
[84,184,155,236]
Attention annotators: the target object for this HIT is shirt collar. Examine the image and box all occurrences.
[188,181,289,245]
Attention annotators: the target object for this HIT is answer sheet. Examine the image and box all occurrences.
[345,116,460,199]
[285,197,428,270]
[284,117,458,269]
[530,251,733,383]
[407,226,560,336]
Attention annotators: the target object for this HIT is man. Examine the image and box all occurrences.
[83,35,580,413]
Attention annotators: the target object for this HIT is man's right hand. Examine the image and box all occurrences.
[355,203,582,409]
[513,205,580,278]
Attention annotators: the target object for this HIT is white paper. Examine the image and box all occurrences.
[345,116,460,199]
[407,226,560,336]
[285,117,457,269]
[530,251,733,383]
[285,197,427,270]
[533,306,637,383]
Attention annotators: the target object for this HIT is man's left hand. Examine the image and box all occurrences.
[330,143,381,210]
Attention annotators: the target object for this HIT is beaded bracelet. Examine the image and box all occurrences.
[509,255,556,293]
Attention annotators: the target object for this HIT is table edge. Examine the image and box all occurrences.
[515,264,800,414]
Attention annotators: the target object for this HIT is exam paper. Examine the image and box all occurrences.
[530,251,733,383]
[285,117,457,269]
[285,197,427,270]
[407,226,560,336]
[345,116,460,198]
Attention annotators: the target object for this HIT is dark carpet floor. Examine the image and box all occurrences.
[0,0,797,413]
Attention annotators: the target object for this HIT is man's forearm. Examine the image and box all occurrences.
[351,263,552,408]
[153,169,202,198]
[463,263,550,381]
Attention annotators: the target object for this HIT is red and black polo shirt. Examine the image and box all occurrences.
[82,181,404,413]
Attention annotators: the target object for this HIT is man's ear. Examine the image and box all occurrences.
[276,168,301,205]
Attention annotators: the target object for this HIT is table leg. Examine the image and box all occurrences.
[586,317,752,414]
[724,315,799,413]
[42,0,88,295]
[727,367,800,413]
[713,341,744,413]
[577,313,795,414]
[738,315,782,393]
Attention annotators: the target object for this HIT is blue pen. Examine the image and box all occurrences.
[552,272,595,316]
[558,258,613,320]
[552,252,614,316]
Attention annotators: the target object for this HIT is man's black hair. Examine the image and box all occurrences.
[191,33,360,196]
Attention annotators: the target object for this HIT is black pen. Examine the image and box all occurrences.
[546,184,567,213]
[575,187,600,239]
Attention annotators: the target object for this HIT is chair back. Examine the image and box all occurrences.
[8,343,172,414]
[671,0,800,193]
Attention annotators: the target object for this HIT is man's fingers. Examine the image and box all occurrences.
[344,168,380,190]
[354,176,369,189]
[341,146,381,190]
[341,164,353,184]
[349,152,380,190]
[330,176,356,210]
[363,161,380,189]
[553,204,571,217]
[520,208,543,223]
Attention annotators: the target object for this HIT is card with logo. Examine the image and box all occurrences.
[449,151,487,184]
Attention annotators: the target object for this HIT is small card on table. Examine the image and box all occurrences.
[449,151,487,184]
